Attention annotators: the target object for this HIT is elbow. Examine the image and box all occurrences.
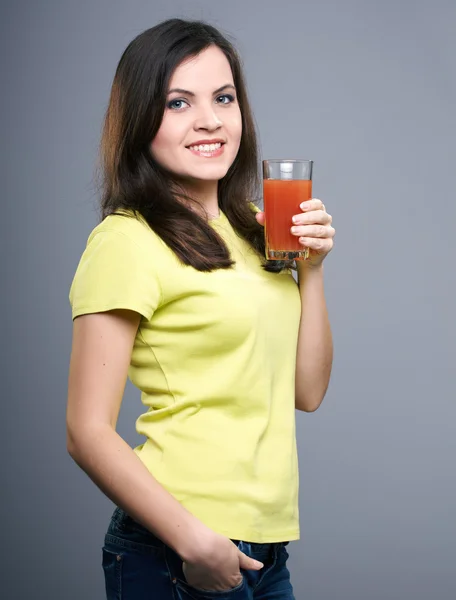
[295,378,331,412]
[295,389,328,412]
[65,421,98,462]
[295,397,322,412]
[66,425,82,461]
[66,420,115,460]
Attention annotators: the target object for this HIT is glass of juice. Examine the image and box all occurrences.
[263,159,313,260]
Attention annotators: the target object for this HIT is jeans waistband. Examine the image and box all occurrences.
[112,507,287,562]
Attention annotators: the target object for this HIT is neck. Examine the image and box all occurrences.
[177,179,220,219]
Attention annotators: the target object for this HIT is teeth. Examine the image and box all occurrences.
[189,143,222,152]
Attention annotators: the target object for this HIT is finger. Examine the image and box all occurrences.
[291,225,335,239]
[255,211,265,226]
[300,198,325,212]
[299,237,334,253]
[292,210,332,226]
[238,550,263,571]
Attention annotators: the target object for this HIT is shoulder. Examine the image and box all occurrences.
[74,210,169,281]
[87,210,165,254]
[69,210,165,320]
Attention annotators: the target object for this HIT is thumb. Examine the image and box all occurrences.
[238,550,263,571]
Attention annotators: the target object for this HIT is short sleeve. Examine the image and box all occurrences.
[69,228,162,321]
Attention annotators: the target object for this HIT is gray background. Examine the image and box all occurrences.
[2,0,455,598]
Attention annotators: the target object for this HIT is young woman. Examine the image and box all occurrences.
[67,18,335,600]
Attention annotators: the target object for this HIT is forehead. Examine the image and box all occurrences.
[169,46,234,91]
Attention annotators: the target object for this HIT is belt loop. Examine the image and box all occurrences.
[272,542,282,560]
[238,541,252,556]
[113,506,128,530]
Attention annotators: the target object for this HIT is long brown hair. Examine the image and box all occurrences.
[99,19,288,272]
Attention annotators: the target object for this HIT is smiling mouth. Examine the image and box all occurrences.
[186,142,225,158]
[187,142,224,152]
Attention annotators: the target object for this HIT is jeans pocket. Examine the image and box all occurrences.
[164,541,248,599]
[175,575,247,599]
[102,547,123,600]
[102,537,175,599]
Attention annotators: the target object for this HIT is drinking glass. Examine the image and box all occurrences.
[263,159,313,260]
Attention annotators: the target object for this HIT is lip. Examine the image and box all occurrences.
[186,139,226,147]
[187,144,225,158]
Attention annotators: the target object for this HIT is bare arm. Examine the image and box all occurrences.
[66,309,261,590]
[294,264,333,412]
[254,203,334,412]
[66,309,207,560]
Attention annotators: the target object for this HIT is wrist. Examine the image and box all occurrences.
[174,520,216,563]
[296,261,324,281]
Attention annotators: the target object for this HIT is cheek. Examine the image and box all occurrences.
[225,110,242,149]
[150,117,182,163]
[150,127,169,160]
[232,110,242,141]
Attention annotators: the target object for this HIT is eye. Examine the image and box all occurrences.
[167,98,189,110]
[216,94,235,105]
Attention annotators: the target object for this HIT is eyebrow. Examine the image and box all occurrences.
[167,84,236,96]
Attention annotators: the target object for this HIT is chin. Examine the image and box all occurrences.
[185,166,231,182]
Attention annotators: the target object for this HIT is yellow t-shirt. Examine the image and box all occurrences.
[69,209,302,543]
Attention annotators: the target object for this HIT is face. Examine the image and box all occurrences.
[150,45,242,189]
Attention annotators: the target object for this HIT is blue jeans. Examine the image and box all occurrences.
[102,507,295,599]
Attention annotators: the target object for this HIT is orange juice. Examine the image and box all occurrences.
[263,179,312,258]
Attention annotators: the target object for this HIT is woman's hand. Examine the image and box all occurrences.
[182,530,263,592]
[256,198,335,268]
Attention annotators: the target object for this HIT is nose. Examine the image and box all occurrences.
[193,104,222,132]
